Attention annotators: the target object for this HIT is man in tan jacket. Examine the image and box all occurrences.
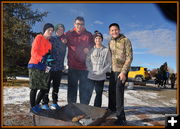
[108,23,133,126]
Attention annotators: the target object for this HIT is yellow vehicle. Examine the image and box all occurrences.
[128,66,151,82]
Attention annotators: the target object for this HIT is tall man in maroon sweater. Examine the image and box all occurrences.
[66,16,94,104]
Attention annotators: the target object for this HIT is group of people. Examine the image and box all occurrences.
[155,62,176,89]
[28,16,133,125]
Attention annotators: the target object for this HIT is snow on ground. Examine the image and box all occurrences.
[2,82,177,126]
[3,87,30,105]
[16,76,29,81]
[3,84,108,107]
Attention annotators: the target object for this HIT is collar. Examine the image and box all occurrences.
[94,45,105,49]
[111,34,126,41]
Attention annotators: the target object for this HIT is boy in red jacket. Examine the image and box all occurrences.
[28,23,54,114]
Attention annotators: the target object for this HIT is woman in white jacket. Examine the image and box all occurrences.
[86,31,111,107]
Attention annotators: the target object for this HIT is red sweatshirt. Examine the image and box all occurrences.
[66,28,94,70]
[28,34,52,65]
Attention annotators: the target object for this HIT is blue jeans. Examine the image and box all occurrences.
[67,68,93,104]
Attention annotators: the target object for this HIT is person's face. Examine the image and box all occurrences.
[95,36,102,46]
[56,27,64,36]
[44,27,54,38]
[109,26,120,38]
[74,20,84,32]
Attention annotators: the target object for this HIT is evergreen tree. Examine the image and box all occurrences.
[3,3,48,78]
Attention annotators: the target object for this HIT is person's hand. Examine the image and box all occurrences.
[83,48,89,54]
[61,38,67,44]
[118,72,126,83]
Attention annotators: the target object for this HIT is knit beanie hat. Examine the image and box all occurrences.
[55,24,65,32]
[43,23,54,34]
[93,30,103,41]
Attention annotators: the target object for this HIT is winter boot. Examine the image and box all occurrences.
[114,116,127,126]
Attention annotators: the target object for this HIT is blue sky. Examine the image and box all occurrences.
[31,3,177,72]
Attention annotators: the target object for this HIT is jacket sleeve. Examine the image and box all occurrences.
[64,31,70,47]
[86,49,93,72]
[121,38,133,75]
[31,36,43,63]
[101,50,112,74]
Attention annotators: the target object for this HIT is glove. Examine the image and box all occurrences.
[46,55,55,66]
[41,51,55,67]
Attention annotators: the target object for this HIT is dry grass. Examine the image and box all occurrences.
[3,80,29,87]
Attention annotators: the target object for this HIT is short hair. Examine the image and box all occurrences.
[74,16,85,23]
[109,23,120,30]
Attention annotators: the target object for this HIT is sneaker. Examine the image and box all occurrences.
[41,104,50,110]
[30,104,42,114]
[51,103,61,110]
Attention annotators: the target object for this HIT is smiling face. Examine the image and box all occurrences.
[74,19,84,33]
[94,36,102,46]
[56,26,64,36]
[109,25,120,38]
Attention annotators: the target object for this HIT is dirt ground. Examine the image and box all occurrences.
[2,79,177,126]
[3,102,34,126]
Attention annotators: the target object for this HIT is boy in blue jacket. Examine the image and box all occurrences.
[41,24,67,110]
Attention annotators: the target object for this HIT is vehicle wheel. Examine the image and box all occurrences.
[135,76,143,82]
